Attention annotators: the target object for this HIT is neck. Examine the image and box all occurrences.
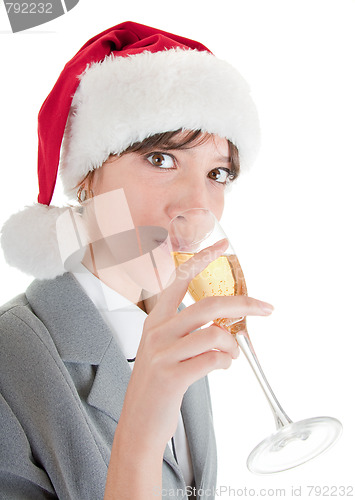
[81,243,161,315]
[140,294,159,315]
[81,245,144,308]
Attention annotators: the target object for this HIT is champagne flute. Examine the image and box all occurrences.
[167,208,342,474]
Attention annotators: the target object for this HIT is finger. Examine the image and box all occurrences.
[167,324,239,362]
[151,238,229,321]
[158,294,273,340]
[177,349,234,386]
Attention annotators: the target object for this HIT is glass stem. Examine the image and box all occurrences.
[235,332,293,430]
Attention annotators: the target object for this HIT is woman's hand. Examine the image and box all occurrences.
[118,238,273,451]
[104,239,273,499]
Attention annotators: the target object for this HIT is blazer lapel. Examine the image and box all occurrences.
[181,377,217,494]
[87,337,132,422]
[26,272,132,423]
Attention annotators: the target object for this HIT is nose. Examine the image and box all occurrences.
[167,207,216,252]
[167,175,210,221]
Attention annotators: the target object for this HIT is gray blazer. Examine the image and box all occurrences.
[0,273,217,499]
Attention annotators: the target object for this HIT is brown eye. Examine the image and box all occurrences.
[208,168,231,184]
[147,153,175,168]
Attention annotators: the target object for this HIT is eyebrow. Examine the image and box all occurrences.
[212,155,232,163]
[167,148,232,163]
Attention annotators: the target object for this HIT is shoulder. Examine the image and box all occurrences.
[0,272,90,351]
[0,285,84,424]
[0,291,56,353]
[0,287,69,395]
[0,292,28,316]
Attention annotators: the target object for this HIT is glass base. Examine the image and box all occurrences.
[247,416,342,474]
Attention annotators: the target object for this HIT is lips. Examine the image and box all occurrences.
[155,237,179,250]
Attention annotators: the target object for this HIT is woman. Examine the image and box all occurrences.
[0,22,273,499]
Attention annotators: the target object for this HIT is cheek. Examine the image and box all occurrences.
[210,192,225,221]
[82,189,135,242]
[95,167,154,220]
[123,183,159,225]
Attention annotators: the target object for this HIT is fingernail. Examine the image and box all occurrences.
[233,348,240,359]
[259,301,274,314]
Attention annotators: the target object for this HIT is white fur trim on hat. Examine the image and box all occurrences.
[60,48,260,198]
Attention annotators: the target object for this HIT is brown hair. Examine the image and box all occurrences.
[77,129,239,193]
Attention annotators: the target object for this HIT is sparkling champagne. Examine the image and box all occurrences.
[172,252,248,335]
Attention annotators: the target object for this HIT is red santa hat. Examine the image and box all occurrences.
[1,21,260,279]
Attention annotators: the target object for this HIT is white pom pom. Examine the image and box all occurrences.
[1,204,70,280]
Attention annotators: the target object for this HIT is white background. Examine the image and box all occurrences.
[1,0,354,496]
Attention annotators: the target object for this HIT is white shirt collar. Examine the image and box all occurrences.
[71,262,147,363]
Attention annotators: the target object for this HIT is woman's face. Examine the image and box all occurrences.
[80,132,233,298]
[89,132,231,230]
